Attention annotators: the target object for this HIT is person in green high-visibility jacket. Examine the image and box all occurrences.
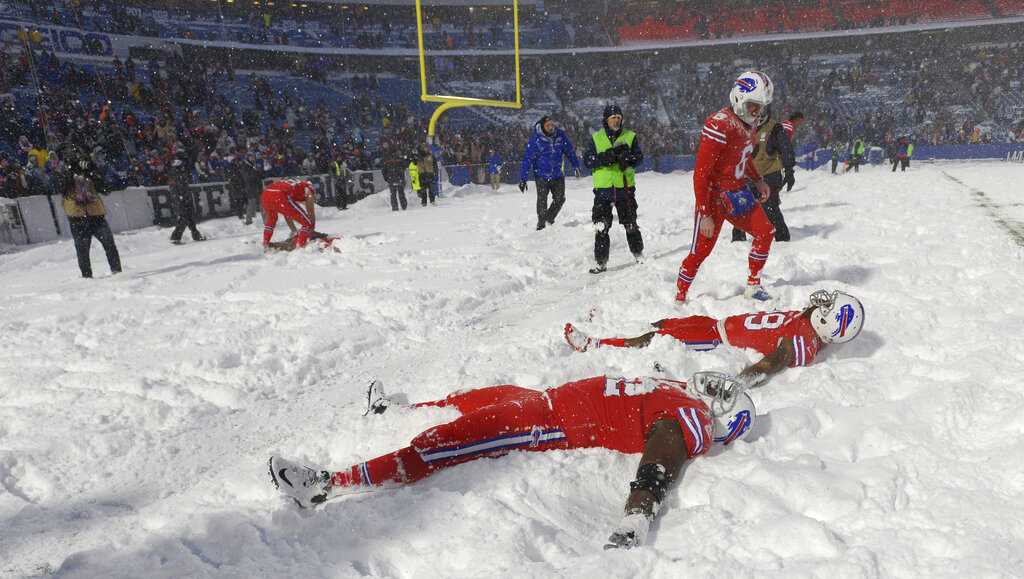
[846,137,865,173]
[581,104,645,274]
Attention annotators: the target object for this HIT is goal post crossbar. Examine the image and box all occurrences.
[415,0,522,141]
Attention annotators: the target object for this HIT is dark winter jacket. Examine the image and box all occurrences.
[226,157,247,195]
[241,158,264,199]
[519,123,581,183]
[382,156,406,185]
[761,122,796,172]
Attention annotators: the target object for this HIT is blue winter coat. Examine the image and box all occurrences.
[487,153,503,175]
[519,124,581,183]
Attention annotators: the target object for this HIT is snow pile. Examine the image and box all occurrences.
[2,162,1023,578]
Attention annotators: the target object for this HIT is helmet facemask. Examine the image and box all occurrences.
[691,372,756,445]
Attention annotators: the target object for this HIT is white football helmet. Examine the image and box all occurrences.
[691,372,757,445]
[809,290,865,344]
[729,71,774,126]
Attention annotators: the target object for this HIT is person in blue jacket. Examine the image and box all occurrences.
[487,149,503,191]
[519,116,581,230]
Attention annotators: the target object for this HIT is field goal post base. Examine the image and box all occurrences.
[425,97,522,145]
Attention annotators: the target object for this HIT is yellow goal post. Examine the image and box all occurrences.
[414,0,523,143]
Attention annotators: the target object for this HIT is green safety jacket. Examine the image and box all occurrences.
[591,129,636,193]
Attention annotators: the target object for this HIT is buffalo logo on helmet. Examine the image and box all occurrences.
[832,304,856,339]
[714,410,752,445]
[736,76,758,93]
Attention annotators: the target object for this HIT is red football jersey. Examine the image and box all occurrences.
[546,376,712,458]
[263,179,312,202]
[721,310,822,367]
[694,106,761,213]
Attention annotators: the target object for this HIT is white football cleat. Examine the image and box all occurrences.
[564,323,596,352]
[604,512,652,550]
[744,284,772,301]
[269,455,331,508]
[363,379,409,416]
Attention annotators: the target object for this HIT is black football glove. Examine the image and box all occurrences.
[518,181,527,193]
[614,144,634,169]
[783,168,795,192]
[597,150,617,167]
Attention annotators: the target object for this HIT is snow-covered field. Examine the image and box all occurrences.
[2,161,1023,578]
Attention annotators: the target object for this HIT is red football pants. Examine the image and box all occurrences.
[652,315,723,351]
[677,197,774,292]
[330,386,568,490]
[261,192,313,247]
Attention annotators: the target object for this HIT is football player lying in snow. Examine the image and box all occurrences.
[269,372,756,550]
[564,290,864,390]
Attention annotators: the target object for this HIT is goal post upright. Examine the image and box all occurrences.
[415,0,522,144]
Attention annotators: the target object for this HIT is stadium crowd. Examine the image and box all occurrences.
[2,1,1024,199]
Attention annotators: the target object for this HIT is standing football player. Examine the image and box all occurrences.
[565,290,864,389]
[677,71,776,303]
[269,372,756,549]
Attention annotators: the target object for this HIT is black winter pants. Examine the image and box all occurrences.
[170,191,202,241]
[592,189,643,265]
[336,176,350,210]
[69,216,122,278]
[389,182,407,211]
[418,176,437,205]
[733,172,790,242]
[536,177,566,224]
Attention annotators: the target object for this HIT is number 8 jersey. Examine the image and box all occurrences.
[721,310,821,367]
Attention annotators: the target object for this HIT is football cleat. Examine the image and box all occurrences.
[604,512,652,550]
[365,379,389,415]
[589,263,607,274]
[744,284,772,301]
[633,253,645,265]
[269,455,331,508]
[563,323,595,352]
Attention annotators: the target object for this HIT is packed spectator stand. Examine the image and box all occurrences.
[1,0,1023,199]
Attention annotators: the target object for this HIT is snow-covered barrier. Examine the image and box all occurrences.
[4,170,386,245]
[797,143,1024,171]
[0,196,29,246]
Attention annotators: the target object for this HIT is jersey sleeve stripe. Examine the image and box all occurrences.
[689,407,711,452]
[701,131,727,144]
[677,408,705,455]
[716,319,732,347]
[703,125,727,138]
